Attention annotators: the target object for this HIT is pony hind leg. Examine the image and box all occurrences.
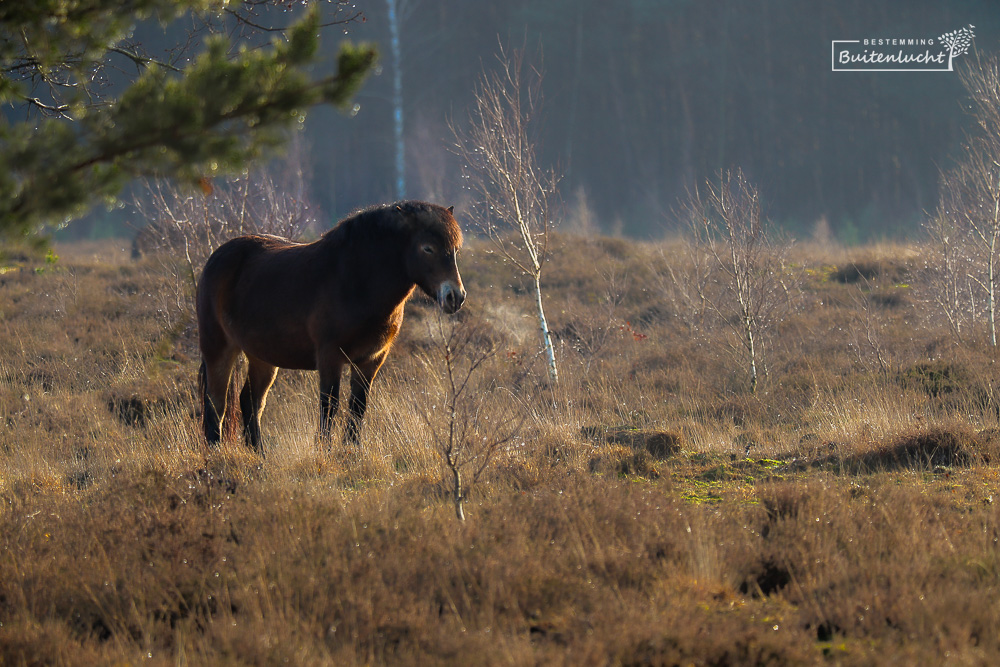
[240,356,278,455]
[201,348,240,446]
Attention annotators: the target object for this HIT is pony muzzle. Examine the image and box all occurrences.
[438,282,466,314]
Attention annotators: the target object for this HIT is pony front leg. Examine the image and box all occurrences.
[318,356,345,443]
[345,354,386,444]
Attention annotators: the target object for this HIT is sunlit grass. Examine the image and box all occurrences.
[3,235,1000,663]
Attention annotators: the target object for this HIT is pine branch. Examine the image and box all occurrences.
[0,6,376,238]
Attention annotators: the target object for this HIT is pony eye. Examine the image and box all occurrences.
[422,245,435,255]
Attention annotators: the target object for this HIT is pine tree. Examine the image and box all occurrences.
[0,1,376,238]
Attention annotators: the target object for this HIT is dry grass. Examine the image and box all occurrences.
[3,233,1000,663]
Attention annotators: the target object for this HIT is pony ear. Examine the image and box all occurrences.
[447,205,454,214]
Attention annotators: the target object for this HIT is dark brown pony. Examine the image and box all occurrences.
[196,201,465,453]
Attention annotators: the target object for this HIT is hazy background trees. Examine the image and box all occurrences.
[44,0,1000,242]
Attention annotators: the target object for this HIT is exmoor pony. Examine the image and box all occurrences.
[196,201,465,453]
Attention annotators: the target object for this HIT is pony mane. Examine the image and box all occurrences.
[322,201,462,249]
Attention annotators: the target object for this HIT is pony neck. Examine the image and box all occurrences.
[326,220,415,306]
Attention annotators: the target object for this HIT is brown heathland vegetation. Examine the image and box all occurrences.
[3,232,1000,664]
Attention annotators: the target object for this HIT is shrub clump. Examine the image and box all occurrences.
[846,424,989,472]
[581,426,685,459]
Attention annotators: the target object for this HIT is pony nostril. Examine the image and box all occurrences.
[438,284,464,312]
[438,283,465,312]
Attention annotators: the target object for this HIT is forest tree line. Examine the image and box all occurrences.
[297,0,997,240]
[40,0,999,241]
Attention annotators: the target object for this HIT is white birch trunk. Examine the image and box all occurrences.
[990,238,996,347]
[745,313,758,393]
[533,273,558,384]
[992,184,1000,347]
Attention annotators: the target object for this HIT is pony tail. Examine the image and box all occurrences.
[198,359,208,433]
[223,371,241,442]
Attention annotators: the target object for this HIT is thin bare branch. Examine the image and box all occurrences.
[415,312,525,521]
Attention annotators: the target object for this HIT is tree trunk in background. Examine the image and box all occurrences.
[386,0,405,200]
